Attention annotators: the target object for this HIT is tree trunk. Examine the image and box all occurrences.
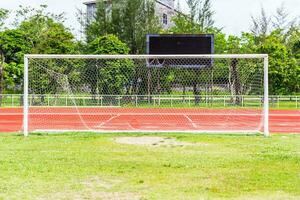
[0,51,4,107]
[230,59,241,105]
[193,69,201,105]
[147,68,152,103]
[156,69,161,94]
[193,83,200,105]
[183,85,186,101]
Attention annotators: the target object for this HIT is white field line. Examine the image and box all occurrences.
[0,113,299,117]
[96,114,120,128]
[184,115,198,128]
[127,122,135,130]
[32,129,262,134]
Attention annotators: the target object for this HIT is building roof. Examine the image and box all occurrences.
[83,0,96,5]
[84,0,175,10]
[155,0,175,11]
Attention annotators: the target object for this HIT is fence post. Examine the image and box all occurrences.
[159,95,161,106]
[11,94,14,107]
[296,96,298,109]
[23,55,29,136]
[135,95,138,107]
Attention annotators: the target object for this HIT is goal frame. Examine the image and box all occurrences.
[23,54,269,137]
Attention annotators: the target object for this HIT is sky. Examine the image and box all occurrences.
[0,0,299,39]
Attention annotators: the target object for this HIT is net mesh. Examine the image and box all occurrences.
[27,55,265,133]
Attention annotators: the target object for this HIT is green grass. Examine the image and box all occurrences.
[0,133,299,199]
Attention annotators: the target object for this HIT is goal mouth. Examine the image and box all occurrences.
[23,54,269,136]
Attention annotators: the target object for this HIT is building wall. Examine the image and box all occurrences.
[84,0,176,29]
[157,0,174,8]
[86,2,96,23]
[155,0,175,29]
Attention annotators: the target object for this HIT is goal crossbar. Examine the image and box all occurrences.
[25,54,268,59]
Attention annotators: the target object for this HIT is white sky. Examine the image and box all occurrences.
[0,0,299,39]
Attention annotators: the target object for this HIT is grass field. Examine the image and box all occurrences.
[0,133,299,199]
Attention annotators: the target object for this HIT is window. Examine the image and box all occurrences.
[87,3,96,22]
[163,14,168,25]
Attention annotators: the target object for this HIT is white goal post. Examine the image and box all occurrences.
[23,54,269,136]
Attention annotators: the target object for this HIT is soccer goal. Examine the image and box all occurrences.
[23,54,269,136]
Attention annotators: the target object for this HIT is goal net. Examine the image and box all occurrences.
[23,54,269,136]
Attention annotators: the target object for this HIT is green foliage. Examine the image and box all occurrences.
[85,0,161,53]
[85,34,134,96]
[169,14,200,34]
[0,29,31,62]
[0,2,299,96]
[3,62,23,93]
[257,31,300,94]
[13,5,65,27]
[18,15,75,54]
[0,29,31,93]
[0,8,9,28]
[30,22,75,54]
[88,34,130,54]
[170,0,214,34]
[0,5,77,94]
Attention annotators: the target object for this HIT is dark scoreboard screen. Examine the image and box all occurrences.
[146,34,214,68]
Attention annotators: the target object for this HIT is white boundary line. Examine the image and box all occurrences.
[184,115,198,128]
[0,112,265,116]
[96,114,120,128]
[32,129,262,134]
[1,113,299,117]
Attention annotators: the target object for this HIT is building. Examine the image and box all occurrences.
[83,0,176,29]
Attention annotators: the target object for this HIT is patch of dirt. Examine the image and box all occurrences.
[115,136,200,147]
[38,177,142,200]
[89,192,141,200]
[39,191,141,200]
[82,176,121,190]
[231,191,300,200]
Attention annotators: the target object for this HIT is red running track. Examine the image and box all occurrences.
[0,107,299,134]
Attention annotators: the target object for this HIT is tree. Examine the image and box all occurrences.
[0,8,9,103]
[85,34,134,99]
[197,0,215,32]
[273,3,289,30]
[0,8,8,29]
[20,15,78,104]
[0,5,77,105]
[168,0,220,103]
[0,29,31,105]
[249,5,299,94]
[85,0,161,53]
[16,9,75,54]
[177,0,215,32]
[257,31,299,94]
[12,5,65,27]
[251,7,272,38]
